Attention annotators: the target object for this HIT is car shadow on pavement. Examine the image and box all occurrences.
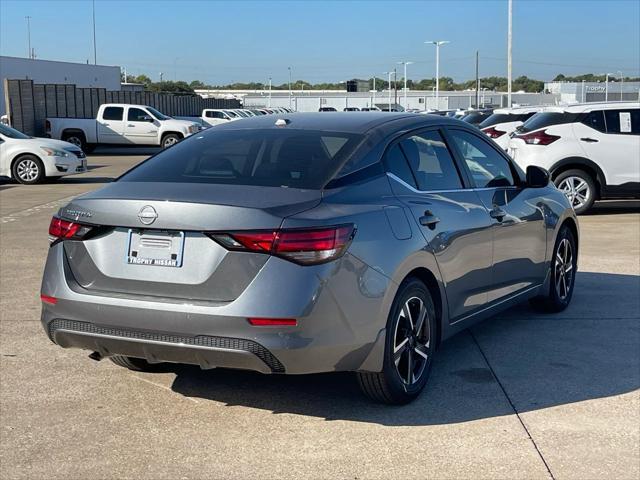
[54,176,115,184]
[587,200,640,215]
[168,271,639,425]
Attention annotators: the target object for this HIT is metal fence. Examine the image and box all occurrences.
[3,79,241,136]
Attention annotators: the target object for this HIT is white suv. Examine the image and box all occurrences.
[508,102,640,214]
[480,106,544,150]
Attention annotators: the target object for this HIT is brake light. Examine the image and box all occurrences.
[482,126,506,138]
[48,217,93,244]
[40,294,57,305]
[248,318,297,326]
[517,130,560,145]
[208,225,356,265]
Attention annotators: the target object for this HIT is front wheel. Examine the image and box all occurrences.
[12,155,45,184]
[554,169,596,215]
[357,278,436,405]
[161,134,181,148]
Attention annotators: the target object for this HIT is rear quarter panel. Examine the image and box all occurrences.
[47,118,97,143]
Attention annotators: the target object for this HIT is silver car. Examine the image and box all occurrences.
[41,113,578,404]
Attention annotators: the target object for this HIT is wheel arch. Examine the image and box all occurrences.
[61,128,86,139]
[10,152,44,179]
[161,131,184,140]
[550,157,606,200]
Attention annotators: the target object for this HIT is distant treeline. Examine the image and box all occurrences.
[124,73,639,95]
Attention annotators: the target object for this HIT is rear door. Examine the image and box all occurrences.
[97,106,126,144]
[385,127,495,321]
[446,127,547,302]
[124,107,159,145]
[574,108,640,187]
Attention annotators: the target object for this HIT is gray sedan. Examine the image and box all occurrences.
[41,113,578,404]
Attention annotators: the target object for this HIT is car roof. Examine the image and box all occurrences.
[208,112,462,134]
[493,106,546,114]
[545,101,640,114]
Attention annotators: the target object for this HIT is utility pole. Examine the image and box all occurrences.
[92,0,97,64]
[605,73,610,102]
[618,70,624,100]
[393,68,398,111]
[268,76,272,107]
[159,72,164,82]
[507,0,513,107]
[384,71,392,111]
[475,50,479,108]
[25,16,32,59]
[372,76,376,108]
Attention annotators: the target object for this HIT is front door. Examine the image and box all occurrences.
[385,128,495,321]
[446,128,547,303]
[124,107,159,145]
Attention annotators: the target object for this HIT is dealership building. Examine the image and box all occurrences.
[544,81,640,104]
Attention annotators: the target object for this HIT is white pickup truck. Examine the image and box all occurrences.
[46,103,201,151]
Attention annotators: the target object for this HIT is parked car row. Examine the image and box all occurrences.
[202,107,295,126]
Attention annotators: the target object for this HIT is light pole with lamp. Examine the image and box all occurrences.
[383,71,392,111]
[617,70,624,101]
[268,77,272,107]
[605,73,611,102]
[288,67,292,109]
[425,41,449,109]
[397,61,414,111]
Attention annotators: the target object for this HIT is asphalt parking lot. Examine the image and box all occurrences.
[1,153,638,480]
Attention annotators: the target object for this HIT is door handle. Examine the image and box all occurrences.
[489,207,506,221]
[419,210,440,229]
[580,137,598,143]
[127,124,135,127]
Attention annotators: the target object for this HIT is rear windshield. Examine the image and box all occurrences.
[461,112,490,125]
[517,112,579,133]
[478,113,535,129]
[118,128,362,189]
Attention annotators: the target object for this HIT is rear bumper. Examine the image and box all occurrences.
[40,243,391,374]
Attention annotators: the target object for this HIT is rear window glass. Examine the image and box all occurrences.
[518,112,579,133]
[478,113,534,129]
[118,129,362,189]
[102,107,123,121]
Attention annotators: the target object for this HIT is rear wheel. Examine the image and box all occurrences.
[12,155,45,184]
[530,225,577,312]
[554,169,596,215]
[62,132,87,152]
[109,355,164,372]
[357,278,436,405]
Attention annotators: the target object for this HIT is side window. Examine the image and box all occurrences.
[449,129,515,188]
[384,144,417,189]
[128,108,150,122]
[399,131,462,190]
[102,107,123,121]
[582,110,606,133]
[604,109,639,135]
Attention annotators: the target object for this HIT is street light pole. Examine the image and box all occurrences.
[288,67,292,109]
[618,70,624,101]
[605,73,610,102]
[268,77,272,107]
[25,16,32,59]
[397,61,414,111]
[507,0,513,107]
[372,76,376,108]
[425,41,449,109]
[92,0,97,64]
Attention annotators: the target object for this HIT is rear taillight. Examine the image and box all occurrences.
[48,216,94,244]
[517,130,560,145]
[208,225,356,265]
[248,318,297,326]
[482,126,506,138]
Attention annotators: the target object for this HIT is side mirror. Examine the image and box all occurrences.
[144,116,154,122]
[526,165,550,188]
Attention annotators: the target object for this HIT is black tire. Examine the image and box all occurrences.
[62,131,87,152]
[530,225,577,313]
[554,169,596,215]
[161,133,181,149]
[12,155,45,184]
[83,143,96,154]
[109,355,164,372]
[357,278,437,405]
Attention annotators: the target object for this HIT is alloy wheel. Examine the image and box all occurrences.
[558,176,590,210]
[16,159,40,182]
[66,136,83,148]
[554,238,574,301]
[163,136,178,147]
[393,296,430,385]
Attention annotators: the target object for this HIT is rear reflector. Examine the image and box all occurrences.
[40,294,57,305]
[248,318,297,326]
[208,224,355,265]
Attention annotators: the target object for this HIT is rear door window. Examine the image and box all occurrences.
[384,144,417,188]
[604,109,640,135]
[582,110,606,133]
[399,131,463,190]
[118,129,362,189]
[102,107,124,121]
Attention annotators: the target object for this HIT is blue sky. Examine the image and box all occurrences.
[1,0,639,84]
